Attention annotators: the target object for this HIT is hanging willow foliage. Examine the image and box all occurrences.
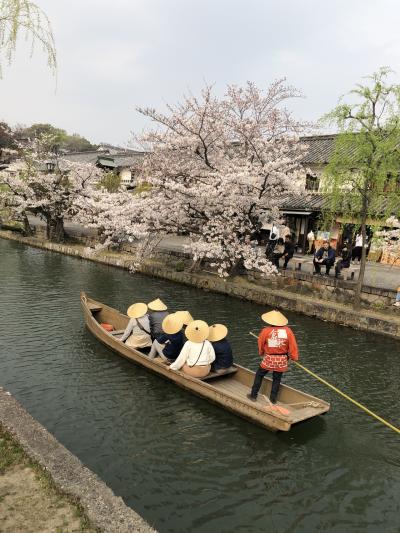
[0,0,56,76]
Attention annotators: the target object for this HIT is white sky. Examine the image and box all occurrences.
[1,0,400,146]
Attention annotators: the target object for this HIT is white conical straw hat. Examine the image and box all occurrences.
[148,298,168,311]
[175,310,194,325]
[207,324,228,342]
[127,302,148,319]
[162,313,183,335]
[261,310,288,327]
[185,320,209,343]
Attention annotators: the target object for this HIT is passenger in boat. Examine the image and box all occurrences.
[118,303,152,349]
[208,324,234,374]
[148,298,169,339]
[148,313,185,362]
[247,310,299,404]
[169,320,215,378]
[174,310,194,328]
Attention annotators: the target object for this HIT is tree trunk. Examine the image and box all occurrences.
[46,217,65,242]
[353,209,368,310]
[22,212,33,236]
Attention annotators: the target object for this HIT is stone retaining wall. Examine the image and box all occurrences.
[30,224,398,308]
[1,230,400,340]
[0,387,156,533]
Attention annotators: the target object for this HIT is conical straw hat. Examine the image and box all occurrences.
[127,302,148,319]
[207,323,228,342]
[148,298,168,311]
[185,320,209,343]
[162,313,183,335]
[175,310,194,325]
[261,310,288,327]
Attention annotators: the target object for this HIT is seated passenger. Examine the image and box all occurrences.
[119,302,152,349]
[174,310,194,328]
[148,313,184,362]
[148,298,169,339]
[169,320,215,378]
[208,324,234,373]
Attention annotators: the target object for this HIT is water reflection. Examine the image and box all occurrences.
[0,238,399,532]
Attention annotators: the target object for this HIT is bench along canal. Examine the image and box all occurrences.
[1,238,399,532]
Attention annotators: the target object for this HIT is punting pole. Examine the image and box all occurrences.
[249,331,400,435]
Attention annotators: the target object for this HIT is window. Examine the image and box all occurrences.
[305,173,320,191]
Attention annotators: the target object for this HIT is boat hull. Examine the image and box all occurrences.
[81,292,330,432]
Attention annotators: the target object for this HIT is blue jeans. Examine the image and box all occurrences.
[250,367,283,402]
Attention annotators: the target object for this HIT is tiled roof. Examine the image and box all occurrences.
[279,193,329,212]
[62,151,104,164]
[61,150,145,168]
[300,134,337,164]
[279,192,400,215]
[112,153,145,168]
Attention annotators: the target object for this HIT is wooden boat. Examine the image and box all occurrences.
[81,292,330,432]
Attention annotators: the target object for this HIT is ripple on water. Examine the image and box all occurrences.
[0,238,399,533]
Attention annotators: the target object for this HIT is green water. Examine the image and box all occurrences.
[0,238,399,532]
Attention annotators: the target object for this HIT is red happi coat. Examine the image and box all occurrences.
[258,326,299,372]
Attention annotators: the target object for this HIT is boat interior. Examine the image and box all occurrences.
[85,298,330,425]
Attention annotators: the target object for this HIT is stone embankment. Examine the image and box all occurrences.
[2,229,400,339]
[0,387,156,533]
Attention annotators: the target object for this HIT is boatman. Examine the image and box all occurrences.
[247,310,299,404]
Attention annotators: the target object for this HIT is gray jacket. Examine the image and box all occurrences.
[149,310,169,338]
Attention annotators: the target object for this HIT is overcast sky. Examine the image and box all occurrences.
[1,0,399,146]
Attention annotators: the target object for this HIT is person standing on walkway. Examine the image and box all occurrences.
[352,233,363,262]
[265,223,279,258]
[307,229,315,254]
[247,310,299,404]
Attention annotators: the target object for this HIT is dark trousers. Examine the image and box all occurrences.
[272,254,292,269]
[335,259,350,277]
[314,258,335,274]
[266,240,276,259]
[250,367,283,402]
[352,247,362,261]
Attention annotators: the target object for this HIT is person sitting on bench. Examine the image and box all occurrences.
[148,313,184,362]
[119,303,152,349]
[208,323,234,374]
[313,240,336,276]
[169,320,215,378]
[148,298,169,339]
[335,240,352,278]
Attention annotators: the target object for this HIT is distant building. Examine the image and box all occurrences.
[62,149,145,188]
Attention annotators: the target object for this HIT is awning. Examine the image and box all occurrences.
[282,210,312,216]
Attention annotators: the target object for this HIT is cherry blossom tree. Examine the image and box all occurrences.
[133,80,308,277]
[0,136,102,241]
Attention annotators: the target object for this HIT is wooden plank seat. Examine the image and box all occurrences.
[291,257,309,271]
[88,303,103,312]
[109,329,126,336]
[199,367,238,381]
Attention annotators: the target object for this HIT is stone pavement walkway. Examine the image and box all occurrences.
[27,216,400,292]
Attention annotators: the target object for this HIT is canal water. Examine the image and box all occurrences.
[0,238,399,532]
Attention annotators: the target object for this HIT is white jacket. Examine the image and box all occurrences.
[170,340,215,371]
